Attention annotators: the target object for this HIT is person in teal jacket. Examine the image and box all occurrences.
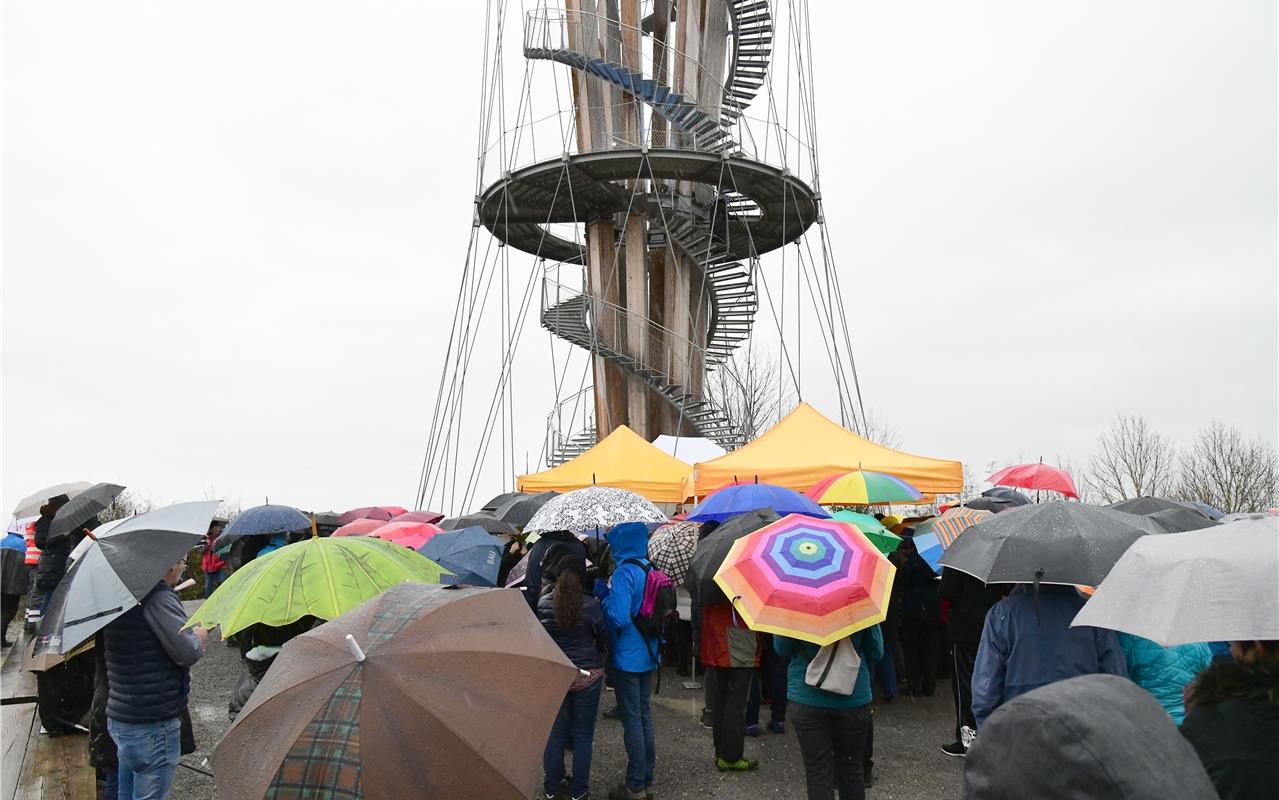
[775,625,883,800]
[1118,633,1212,724]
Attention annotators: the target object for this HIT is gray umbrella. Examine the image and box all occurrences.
[688,509,780,603]
[1107,497,1207,518]
[439,513,518,537]
[480,492,527,513]
[492,492,559,529]
[47,482,126,543]
[981,487,1031,506]
[1105,498,1219,533]
[937,502,1152,587]
[1072,516,1279,646]
[961,496,1017,513]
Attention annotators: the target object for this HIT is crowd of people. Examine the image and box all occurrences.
[2,496,1275,800]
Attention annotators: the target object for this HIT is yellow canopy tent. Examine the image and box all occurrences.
[518,425,693,503]
[690,402,964,497]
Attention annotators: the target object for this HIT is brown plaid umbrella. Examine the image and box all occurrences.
[212,583,577,799]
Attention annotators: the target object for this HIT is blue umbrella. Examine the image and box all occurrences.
[215,504,311,554]
[416,526,505,587]
[688,483,831,524]
[912,530,945,574]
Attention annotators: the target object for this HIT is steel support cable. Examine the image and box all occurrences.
[795,240,849,420]
[799,233,852,425]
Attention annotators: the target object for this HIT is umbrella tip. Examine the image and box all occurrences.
[345,634,367,663]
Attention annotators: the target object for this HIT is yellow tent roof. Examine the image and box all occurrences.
[518,425,693,503]
[690,402,964,496]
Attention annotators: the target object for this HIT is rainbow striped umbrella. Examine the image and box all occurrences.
[933,506,993,546]
[805,470,923,506]
[831,510,902,555]
[714,514,896,646]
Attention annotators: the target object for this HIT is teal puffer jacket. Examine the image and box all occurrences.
[1118,633,1213,724]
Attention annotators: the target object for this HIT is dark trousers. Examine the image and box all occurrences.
[746,640,789,725]
[899,619,939,695]
[705,666,752,762]
[1,593,20,641]
[790,701,872,800]
[950,641,979,741]
[543,681,602,798]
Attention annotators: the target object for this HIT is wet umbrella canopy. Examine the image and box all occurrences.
[11,481,94,521]
[492,492,559,529]
[46,482,125,543]
[439,513,519,538]
[416,527,505,587]
[690,483,830,524]
[212,584,577,799]
[523,487,666,535]
[647,521,700,587]
[215,504,312,554]
[688,509,780,602]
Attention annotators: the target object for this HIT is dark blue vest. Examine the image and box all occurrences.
[104,583,190,723]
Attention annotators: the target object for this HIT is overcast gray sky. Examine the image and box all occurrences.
[4,1,1275,516]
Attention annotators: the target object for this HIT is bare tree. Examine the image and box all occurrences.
[1084,415,1178,504]
[100,490,154,522]
[1177,420,1279,513]
[707,347,796,444]
[859,411,902,449]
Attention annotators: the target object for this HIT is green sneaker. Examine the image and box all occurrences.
[715,757,759,772]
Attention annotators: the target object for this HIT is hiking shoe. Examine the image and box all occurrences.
[716,758,759,772]
[744,723,762,737]
[768,720,786,734]
[941,741,967,757]
[607,786,645,800]
[570,793,590,800]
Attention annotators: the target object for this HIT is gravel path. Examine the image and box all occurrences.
[177,625,964,800]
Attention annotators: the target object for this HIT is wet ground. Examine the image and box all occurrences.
[177,626,964,800]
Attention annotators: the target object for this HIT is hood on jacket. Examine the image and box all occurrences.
[964,674,1218,800]
[607,522,649,563]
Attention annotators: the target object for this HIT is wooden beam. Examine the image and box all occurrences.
[1,703,35,800]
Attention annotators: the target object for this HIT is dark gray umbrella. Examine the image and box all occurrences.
[962,496,1017,513]
[493,492,559,529]
[982,487,1031,506]
[1107,497,1206,518]
[1106,498,1218,533]
[937,502,1152,587]
[688,509,780,603]
[439,513,518,537]
[480,492,527,513]
[47,482,125,543]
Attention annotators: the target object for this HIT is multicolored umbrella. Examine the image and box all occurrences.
[368,521,444,550]
[933,507,993,547]
[714,514,896,646]
[805,470,922,506]
[647,521,700,586]
[524,486,667,535]
[689,483,830,524]
[988,463,1079,499]
[332,518,386,537]
[831,510,902,555]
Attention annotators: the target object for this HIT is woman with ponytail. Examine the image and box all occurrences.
[537,543,608,800]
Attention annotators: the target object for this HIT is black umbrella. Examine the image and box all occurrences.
[47,482,125,543]
[1142,508,1220,534]
[480,492,527,513]
[687,509,780,603]
[34,501,217,657]
[982,487,1031,506]
[493,492,559,529]
[1107,497,1206,518]
[962,496,1017,513]
[937,502,1151,587]
[439,513,518,537]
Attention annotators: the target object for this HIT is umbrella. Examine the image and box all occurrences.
[987,463,1080,499]
[368,521,444,550]
[492,492,559,529]
[714,515,896,646]
[47,482,126,543]
[524,487,667,535]
[805,470,923,506]
[312,512,343,533]
[212,584,577,800]
[11,481,94,520]
[981,487,1031,506]
[215,504,312,554]
[913,506,994,572]
[1072,516,1279,646]
[481,492,528,513]
[1107,497,1203,517]
[504,551,530,588]
[830,510,902,555]
[688,509,780,602]
[391,510,446,525]
[938,502,1151,587]
[1143,508,1220,534]
[332,518,386,537]
[439,513,519,538]
[647,522,700,586]
[33,501,218,657]
[336,506,397,526]
[1185,501,1224,521]
[689,483,830,524]
[416,527,505,587]
[957,496,1016,513]
[187,536,449,637]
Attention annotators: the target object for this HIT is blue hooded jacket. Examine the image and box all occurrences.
[1118,633,1212,724]
[601,522,660,673]
[972,585,1128,728]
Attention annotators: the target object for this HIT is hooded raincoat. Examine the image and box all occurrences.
[1117,633,1212,724]
[601,522,660,673]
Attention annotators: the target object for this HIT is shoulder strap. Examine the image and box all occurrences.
[622,557,651,573]
[816,638,841,688]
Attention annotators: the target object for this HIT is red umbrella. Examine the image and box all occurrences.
[368,521,443,550]
[391,510,446,525]
[332,518,385,537]
[987,463,1079,499]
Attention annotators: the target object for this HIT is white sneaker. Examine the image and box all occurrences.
[960,725,976,750]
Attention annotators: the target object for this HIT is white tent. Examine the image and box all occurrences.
[650,435,727,465]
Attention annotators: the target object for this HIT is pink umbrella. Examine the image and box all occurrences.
[336,506,395,526]
[368,521,444,550]
[332,518,385,537]
[987,463,1079,499]
[391,510,446,525]
[381,506,409,517]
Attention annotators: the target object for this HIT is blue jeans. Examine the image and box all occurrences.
[543,681,603,797]
[102,766,119,800]
[109,717,180,800]
[203,570,225,598]
[612,670,655,791]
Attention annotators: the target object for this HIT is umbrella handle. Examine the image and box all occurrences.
[345,634,367,662]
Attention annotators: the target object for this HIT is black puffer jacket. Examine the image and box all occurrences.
[32,518,77,595]
[1181,657,1279,800]
[536,584,608,671]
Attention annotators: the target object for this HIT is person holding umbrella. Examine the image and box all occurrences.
[25,493,70,632]
[1,522,31,647]
[199,519,227,598]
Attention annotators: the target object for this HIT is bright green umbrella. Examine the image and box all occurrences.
[186,535,450,637]
[832,510,902,555]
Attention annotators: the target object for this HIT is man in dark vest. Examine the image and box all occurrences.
[104,556,206,799]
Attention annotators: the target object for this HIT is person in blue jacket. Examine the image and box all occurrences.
[775,625,883,800]
[598,522,659,800]
[971,584,1127,729]
[1118,633,1212,724]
